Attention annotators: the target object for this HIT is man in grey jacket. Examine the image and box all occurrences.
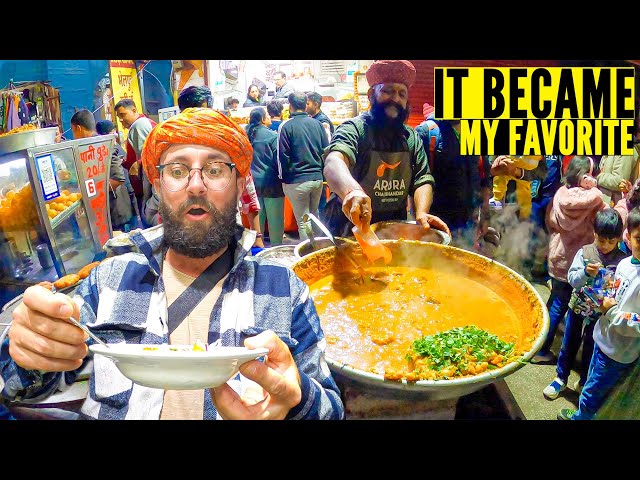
[273,71,295,100]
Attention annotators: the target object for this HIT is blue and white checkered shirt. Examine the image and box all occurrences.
[0,225,344,420]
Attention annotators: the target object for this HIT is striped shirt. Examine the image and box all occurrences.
[0,225,344,420]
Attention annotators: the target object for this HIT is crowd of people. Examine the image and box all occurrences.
[1,59,639,421]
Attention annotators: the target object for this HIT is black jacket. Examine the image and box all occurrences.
[312,110,335,136]
[248,125,283,198]
[277,111,327,184]
[243,97,265,108]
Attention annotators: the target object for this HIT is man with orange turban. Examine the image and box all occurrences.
[323,60,450,239]
[2,108,344,421]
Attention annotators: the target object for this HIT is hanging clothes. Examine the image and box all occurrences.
[17,95,29,125]
[6,94,20,131]
[43,84,61,126]
[0,82,62,133]
[0,95,5,131]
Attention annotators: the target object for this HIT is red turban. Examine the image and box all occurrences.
[141,107,253,185]
[365,60,416,89]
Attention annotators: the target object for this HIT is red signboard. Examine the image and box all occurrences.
[78,142,110,246]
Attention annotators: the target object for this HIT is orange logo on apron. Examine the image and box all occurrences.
[376,161,401,177]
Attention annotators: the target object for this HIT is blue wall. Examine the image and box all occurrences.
[0,60,48,85]
[140,61,173,115]
[0,60,173,136]
[48,60,111,137]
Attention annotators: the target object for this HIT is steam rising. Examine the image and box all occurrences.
[444,203,545,281]
[490,205,541,278]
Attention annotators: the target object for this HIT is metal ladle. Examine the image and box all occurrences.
[302,213,379,285]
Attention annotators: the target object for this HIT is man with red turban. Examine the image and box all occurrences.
[323,60,450,238]
[2,108,344,421]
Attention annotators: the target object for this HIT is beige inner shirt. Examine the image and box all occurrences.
[159,261,227,420]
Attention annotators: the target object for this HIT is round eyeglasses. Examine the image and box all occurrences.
[157,161,236,192]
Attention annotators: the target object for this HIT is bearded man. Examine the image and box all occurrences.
[323,59,450,238]
[0,108,344,421]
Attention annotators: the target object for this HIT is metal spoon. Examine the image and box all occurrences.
[50,285,110,348]
[66,315,110,348]
[0,317,108,348]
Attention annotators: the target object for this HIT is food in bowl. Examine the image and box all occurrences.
[397,325,519,381]
[89,343,269,390]
[142,339,208,352]
[293,241,546,386]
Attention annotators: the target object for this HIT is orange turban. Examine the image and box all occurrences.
[141,107,253,185]
[365,60,416,89]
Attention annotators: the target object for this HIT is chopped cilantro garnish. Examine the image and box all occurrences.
[410,325,516,377]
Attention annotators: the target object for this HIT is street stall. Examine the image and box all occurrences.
[1,80,63,130]
[0,127,115,308]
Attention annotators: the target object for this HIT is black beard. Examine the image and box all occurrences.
[369,98,410,130]
[160,195,239,258]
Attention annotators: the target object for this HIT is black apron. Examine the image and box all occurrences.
[324,128,412,237]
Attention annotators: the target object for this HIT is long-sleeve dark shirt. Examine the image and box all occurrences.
[276,111,327,184]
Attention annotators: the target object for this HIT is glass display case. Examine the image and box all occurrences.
[321,100,357,125]
[0,130,114,306]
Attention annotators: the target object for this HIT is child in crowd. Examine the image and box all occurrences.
[489,155,543,219]
[543,208,627,400]
[266,100,284,132]
[558,206,640,420]
[533,156,608,364]
[615,178,640,254]
[228,98,239,111]
[596,150,640,206]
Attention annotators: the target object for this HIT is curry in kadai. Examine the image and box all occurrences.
[296,242,543,382]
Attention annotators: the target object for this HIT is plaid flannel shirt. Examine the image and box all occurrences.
[0,225,344,420]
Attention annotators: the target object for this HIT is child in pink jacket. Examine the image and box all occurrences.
[532,156,608,363]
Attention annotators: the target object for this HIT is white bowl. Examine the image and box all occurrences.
[89,343,268,390]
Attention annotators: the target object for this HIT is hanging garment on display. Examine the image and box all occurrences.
[0,82,62,132]
[7,95,20,131]
[43,84,62,126]
[17,95,29,125]
[0,92,19,132]
[0,96,5,131]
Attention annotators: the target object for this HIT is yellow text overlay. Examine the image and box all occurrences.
[434,67,636,155]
